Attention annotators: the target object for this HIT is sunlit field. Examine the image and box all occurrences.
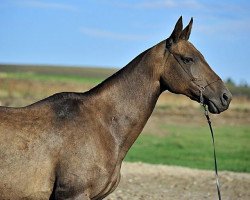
[0,64,249,172]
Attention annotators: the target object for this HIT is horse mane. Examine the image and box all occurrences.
[27,92,84,108]
[89,48,151,94]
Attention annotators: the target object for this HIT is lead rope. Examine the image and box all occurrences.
[200,88,222,200]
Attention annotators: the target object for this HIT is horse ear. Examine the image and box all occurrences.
[180,17,193,40]
[170,16,183,43]
[166,16,183,48]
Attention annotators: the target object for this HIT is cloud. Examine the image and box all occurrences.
[107,0,203,10]
[80,27,149,41]
[15,0,77,11]
[196,18,250,39]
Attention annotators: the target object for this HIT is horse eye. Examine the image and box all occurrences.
[181,57,193,64]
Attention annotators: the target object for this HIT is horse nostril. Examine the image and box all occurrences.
[221,91,232,106]
[223,93,229,101]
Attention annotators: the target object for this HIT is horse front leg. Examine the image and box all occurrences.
[49,188,91,200]
[68,193,91,200]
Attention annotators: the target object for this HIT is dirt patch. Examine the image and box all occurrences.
[105,162,250,200]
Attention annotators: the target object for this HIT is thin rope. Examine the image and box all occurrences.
[200,89,222,200]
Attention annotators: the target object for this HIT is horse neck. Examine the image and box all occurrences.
[89,47,162,159]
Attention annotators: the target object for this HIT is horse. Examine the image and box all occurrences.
[0,17,232,200]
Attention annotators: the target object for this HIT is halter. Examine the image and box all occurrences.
[165,47,221,93]
[165,47,222,200]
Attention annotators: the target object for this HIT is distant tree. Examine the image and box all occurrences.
[225,78,236,87]
[239,80,249,88]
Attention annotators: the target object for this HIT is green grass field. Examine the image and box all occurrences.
[1,64,249,173]
[0,71,102,84]
[125,124,250,172]
[0,64,116,84]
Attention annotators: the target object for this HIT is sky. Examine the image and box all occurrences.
[0,0,250,84]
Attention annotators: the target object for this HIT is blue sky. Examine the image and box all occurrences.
[0,0,249,84]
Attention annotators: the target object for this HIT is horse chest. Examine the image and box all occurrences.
[54,159,122,199]
[92,165,121,199]
[86,163,122,199]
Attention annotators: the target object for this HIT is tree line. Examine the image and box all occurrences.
[225,78,250,98]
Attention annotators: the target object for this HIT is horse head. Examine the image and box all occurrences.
[160,17,232,114]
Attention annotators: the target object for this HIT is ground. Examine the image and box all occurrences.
[105,162,250,200]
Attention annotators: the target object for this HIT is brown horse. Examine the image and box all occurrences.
[0,17,232,199]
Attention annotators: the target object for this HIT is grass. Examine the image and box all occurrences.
[0,71,102,84]
[0,64,117,85]
[125,124,250,172]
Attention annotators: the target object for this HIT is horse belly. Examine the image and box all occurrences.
[0,130,60,199]
[0,159,55,199]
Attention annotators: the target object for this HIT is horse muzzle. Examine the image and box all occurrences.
[206,89,232,114]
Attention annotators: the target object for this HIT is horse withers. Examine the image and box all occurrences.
[0,17,232,199]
